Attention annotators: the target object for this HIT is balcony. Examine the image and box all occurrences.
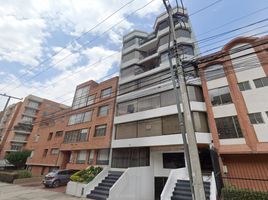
[10,139,27,144]
[13,130,31,135]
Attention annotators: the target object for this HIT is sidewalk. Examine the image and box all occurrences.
[0,182,86,200]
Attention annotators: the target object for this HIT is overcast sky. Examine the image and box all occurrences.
[0,0,267,110]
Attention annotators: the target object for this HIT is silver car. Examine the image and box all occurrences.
[42,169,78,188]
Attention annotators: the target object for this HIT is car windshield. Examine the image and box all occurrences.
[46,172,57,177]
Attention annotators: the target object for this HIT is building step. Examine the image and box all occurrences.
[95,185,111,191]
[86,193,107,200]
[102,179,117,184]
[171,194,193,200]
[99,182,114,187]
[108,170,124,175]
[91,189,109,196]
[174,185,210,192]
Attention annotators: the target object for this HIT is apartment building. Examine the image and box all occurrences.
[0,95,63,159]
[108,8,213,199]
[0,103,19,147]
[198,36,268,189]
[26,102,69,176]
[26,77,118,176]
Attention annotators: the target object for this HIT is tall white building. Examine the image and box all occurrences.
[109,8,213,199]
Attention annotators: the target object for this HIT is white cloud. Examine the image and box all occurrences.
[0,46,120,110]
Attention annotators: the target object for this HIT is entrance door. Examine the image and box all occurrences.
[155,177,168,200]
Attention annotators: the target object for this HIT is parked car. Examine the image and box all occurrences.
[42,169,78,188]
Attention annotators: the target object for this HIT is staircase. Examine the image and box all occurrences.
[171,180,210,200]
[86,171,123,200]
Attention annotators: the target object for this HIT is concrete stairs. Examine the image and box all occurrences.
[171,180,210,200]
[86,171,123,200]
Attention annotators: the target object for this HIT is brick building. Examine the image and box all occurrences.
[198,36,268,189]
[26,77,118,176]
[0,95,67,159]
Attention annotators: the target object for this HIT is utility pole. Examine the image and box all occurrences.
[0,93,22,112]
[163,1,206,200]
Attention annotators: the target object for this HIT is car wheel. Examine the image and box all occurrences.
[52,180,60,188]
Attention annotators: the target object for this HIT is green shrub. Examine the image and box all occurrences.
[16,170,32,179]
[5,150,31,169]
[0,171,18,183]
[222,185,268,200]
[70,166,103,183]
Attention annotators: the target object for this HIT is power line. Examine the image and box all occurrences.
[1,0,157,94]
[0,0,136,92]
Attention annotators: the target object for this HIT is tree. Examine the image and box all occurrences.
[5,150,31,169]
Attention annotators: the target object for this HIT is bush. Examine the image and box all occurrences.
[70,166,102,183]
[222,185,268,200]
[0,171,18,183]
[16,170,32,179]
[5,150,31,169]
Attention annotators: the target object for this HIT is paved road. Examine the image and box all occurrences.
[0,182,87,200]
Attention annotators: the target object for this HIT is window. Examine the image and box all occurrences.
[51,148,59,155]
[121,66,136,78]
[163,153,185,169]
[122,51,136,63]
[238,81,251,91]
[266,111,268,118]
[96,149,110,165]
[138,94,160,112]
[253,77,268,88]
[160,90,176,107]
[94,125,107,137]
[208,86,232,106]
[24,108,36,116]
[176,29,191,38]
[215,116,243,139]
[101,87,112,98]
[27,101,40,109]
[116,122,137,139]
[162,115,181,135]
[47,132,53,141]
[123,38,137,48]
[87,94,95,106]
[10,144,23,151]
[248,113,264,124]
[21,116,34,123]
[68,111,92,125]
[72,86,89,109]
[179,45,194,56]
[13,134,27,141]
[138,118,162,137]
[43,149,48,157]
[30,150,34,158]
[34,134,40,142]
[117,100,137,115]
[204,65,225,81]
[77,150,87,164]
[160,51,169,63]
[64,129,89,143]
[111,148,149,168]
[55,131,63,137]
[88,150,94,164]
[98,105,109,116]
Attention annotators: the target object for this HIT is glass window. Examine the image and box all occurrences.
[138,118,162,137]
[10,143,23,150]
[96,149,110,165]
[159,34,169,46]
[24,108,36,116]
[253,77,268,88]
[162,115,180,135]
[117,100,137,116]
[122,51,136,63]
[72,86,89,109]
[55,131,63,137]
[121,66,136,78]
[68,111,92,125]
[64,129,89,143]
[88,150,94,164]
[238,81,251,91]
[87,94,95,106]
[77,150,87,164]
[30,150,34,158]
[98,105,109,116]
[176,29,191,38]
[101,87,112,98]
[208,86,232,106]
[160,51,169,63]
[27,101,40,109]
[163,153,185,169]
[94,125,107,137]
[47,132,53,141]
[179,45,194,56]
[138,94,160,112]
[204,65,225,81]
[160,90,177,107]
[43,149,48,157]
[123,38,136,48]
[158,20,168,31]
[115,122,137,139]
[21,116,34,123]
[51,148,59,155]
[248,113,264,124]
[215,116,243,139]
[34,134,40,142]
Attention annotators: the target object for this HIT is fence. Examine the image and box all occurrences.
[221,176,268,199]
